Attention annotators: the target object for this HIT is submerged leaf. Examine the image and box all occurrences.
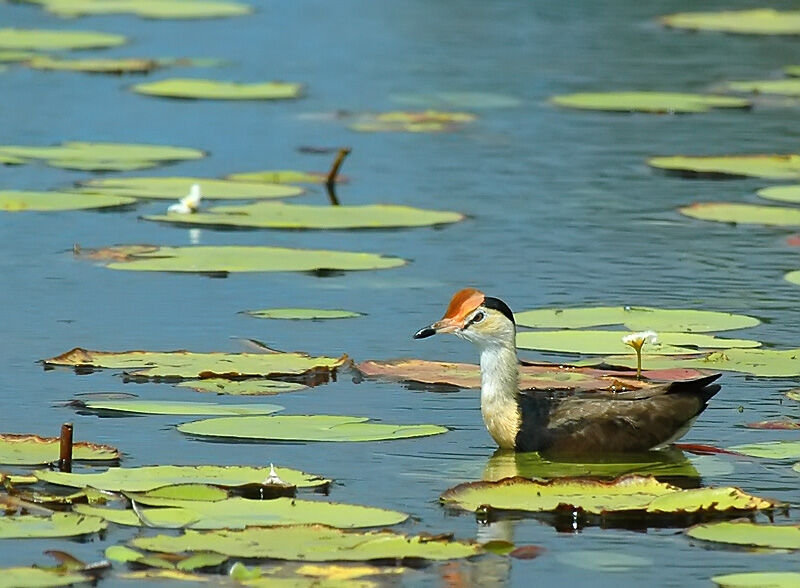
[73,399,284,416]
[28,0,251,19]
[0,512,106,538]
[244,308,363,320]
[0,28,126,50]
[680,203,800,227]
[177,379,307,396]
[660,9,800,36]
[78,177,303,200]
[712,572,800,588]
[133,78,302,100]
[0,433,118,465]
[178,415,448,442]
[688,521,800,549]
[550,92,749,113]
[0,190,135,212]
[648,154,800,179]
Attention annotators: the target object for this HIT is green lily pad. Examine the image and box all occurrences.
[602,348,800,377]
[76,495,408,529]
[0,433,118,465]
[133,78,303,100]
[550,92,750,114]
[349,110,476,133]
[27,55,161,74]
[440,475,779,515]
[648,154,800,179]
[44,347,347,379]
[244,308,363,320]
[84,245,406,274]
[514,306,759,332]
[77,177,302,200]
[73,399,284,416]
[0,28,126,50]
[786,271,800,286]
[0,512,106,538]
[144,201,464,230]
[516,330,759,355]
[688,521,800,549]
[132,525,482,561]
[0,190,135,212]
[0,50,37,62]
[140,484,229,501]
[177,379,307,396]
[660,10,800,36]
[26,0,251,19]
[178,415,448,442]
[724,79,800,97]
[35,464,329,491]
[105,545,228,571]
[680,203,800,226]
[758,184,800,204]
[0,567,90,587]
[391,91,521,109]
[226,170,330,184]
[729,440,800,459]
[712,572,800,588]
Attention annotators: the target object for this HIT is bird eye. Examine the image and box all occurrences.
[472,311,485,323]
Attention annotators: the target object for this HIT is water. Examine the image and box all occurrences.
[1,0,799,584]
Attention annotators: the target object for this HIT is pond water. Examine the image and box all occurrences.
[1,0,800,585]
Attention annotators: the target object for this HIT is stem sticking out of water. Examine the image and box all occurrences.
[59,423,73,473]
[325,147,351,206]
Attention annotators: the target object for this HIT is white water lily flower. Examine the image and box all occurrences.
[622,330,658,350]
[167,183,201,214]
[263,463,287,486]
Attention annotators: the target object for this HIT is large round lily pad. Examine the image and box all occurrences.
[27,55,162,74]
[712,572,800,588]
[724,79,800,97]
[0,433,118,465]
[0,28,126,50]
[688,521,800,549]
[131,525,482,561]
[27,0,251,19]
[550,92,750,114]
[244,308,363,320]
[77,177,303,200]
[226,170,330,184]
[0,513,106,538]
[177,378,307,395]
[680,203,800,226]
[74,399,284,416]
[144,202,465,230]
[0,567,90,587]
[133,78,303,100]
[35,464,329,491]
[0,190,135,212]
[648,154,800,179]
[514,306,759,332]
[660,10,800,36]
[178,415,448,442]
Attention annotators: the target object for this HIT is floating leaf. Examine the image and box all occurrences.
[27,0,251,19]
[680,203,800,227]
[226,170,330,184]
[133,78,302,100]
[440,475,779,515]
[786,388,800,401]
[131,525,482,561]
[44,347,347,379]
[602,348,800,377]
[724,79,800,97]
[0,513,106,538]
[514,306,759,332]
[35,465,329,491]
[786,271,800,286]
[296,564,405,582]
[27,55,161,74]
[660,10,800,36]
[0,28,126,50]
[648,154,800,179]
[712,572,800,588]
[516,330,759,355]
[550,92,749,114]
[0,50,37,62]
[177,379,307,396]
[728,440,800,459]
[0,190,135,212]
[141,484,229,501]
[349,110,476,133]
[178,415,448,442]
[76,495,408,529]
[0,567,90,587]
[119,570,207,582]
[73,399,284,416]
[688,521,800,549]
[391,91,521,109]
[77,176,302,200]
[758,185,800,204]
[744,421,800,430]
[244,308,363,320]
[0,433,118,465]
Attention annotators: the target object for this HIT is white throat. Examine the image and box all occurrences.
[478,342,520,449]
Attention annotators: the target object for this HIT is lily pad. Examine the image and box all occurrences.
[133,78,302,100]
[516,330,759,355]
[106,545,228,571]
[0,512,106,538]
[785,271,800,286]
[391,91,521,109]
[140,484,229,501]
[550,92,750,114]
[144,201,464,230]
[680,203,800,227]
[758,185,800,204]
[131,525,482,561]
[76,495,408,529]
[27,55,161,74]
[0,190,135,212]
[728,440,800,459]
[602,348,800,377]
[77,176,302,200]
[744,421,800,430]
[688,520,800,549]
[440,475,779,515]
[0,50,38,62]
[0,28,126,50]
[0,567,90,587]
[26,0,251,19]
[724,79,800,97]
[44,347,347,379]
[73,399,284,416]
[648,154,800,179]
[660,10,800,36]
[244,308,363,320]
[349,110,476,133]
[712,572,800,588]
[177,379,307,396]
[0,433,118,465]
[178,415,448,442]
[35,464,329,491]
[226,170,331,184]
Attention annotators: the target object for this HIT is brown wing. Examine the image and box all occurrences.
[515,374,721,454]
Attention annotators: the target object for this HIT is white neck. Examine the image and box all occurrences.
[479,341,520,449]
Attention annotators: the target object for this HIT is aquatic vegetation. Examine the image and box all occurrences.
[550,92,750,114]
[660,9,800,36]
[177,379,307,396]
[600,348,800,377]
[243,308,363,320]
[22,0,252,19]
[26,55,163,74]
[724,78,800,96]
[0,512,106,539]
[680,203,800,226]
[622,331,658,378]
[688,520,800,549]
[226,170,333,184]
[648,154,800,179]
[132,78,303,100]
[349,110,476,132]
[0,433,118,465]
[71,399,284,416]
[77,176,303,200]
[0,567,91,586]
[728,440,800,459]
[711,572,800,588]
[0,190,135,212]
[0,28,126,50]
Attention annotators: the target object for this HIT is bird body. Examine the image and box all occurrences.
[414,288,720,454]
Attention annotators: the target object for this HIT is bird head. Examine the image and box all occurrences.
[413,288,516,349]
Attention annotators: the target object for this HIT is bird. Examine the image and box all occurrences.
[413,288,721,454]
[167,183,202,214]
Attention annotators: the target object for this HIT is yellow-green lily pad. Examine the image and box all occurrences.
[105,545,228,571]
[25,0,251,19]
[712,572,800,588]
[35,464,329,491]
[0,567,90,587]
[680,202,800,226]
[226,170,330,184]
[648,154,800,179]
[0,190,135,212]
[0,512,106,538]
[133,78,303,100]
[178,415,448,442]
[758,184,800,204]
[27,55,161,74]
[131,525,482,561]
[77,176,302,200]
[144,201,464,230]
[0,28,126,50]
[602,348,800,377]
[786,271,800,286]
[349,110,476,133]
[243,308,362,320]
[0,50,38,62]
[660,9,800,36]
[177,378,307,396]
[688,520,800,549]
[729,440,800,459]
[73,399,284,416]
[724,79,800,97]
[0,433,118,465]
[550,92,750,114]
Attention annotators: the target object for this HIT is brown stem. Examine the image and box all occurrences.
[325,148,350,206]
[58,423,73,473]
